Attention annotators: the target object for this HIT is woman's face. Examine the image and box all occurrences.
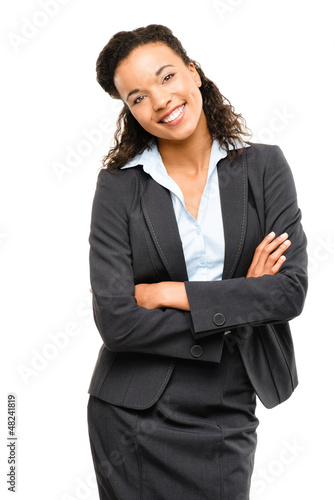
[114,42,206,143]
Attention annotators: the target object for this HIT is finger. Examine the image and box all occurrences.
[254,231,276,256]
[264,233,289,255]
[270,255,286,275]
[256,233,289,267]
[89,288,92,293]
[257,232,276,250]
[268,239,291,264]
[252,232,276,267]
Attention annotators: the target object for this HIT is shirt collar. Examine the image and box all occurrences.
[120,139,250,205]
[120,139,250,173]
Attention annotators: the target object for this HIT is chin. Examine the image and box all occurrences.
[172,127,200,142]
[159,124,200,142]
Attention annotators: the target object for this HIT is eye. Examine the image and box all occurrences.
[163,73,175,83]
[133,95,145,105]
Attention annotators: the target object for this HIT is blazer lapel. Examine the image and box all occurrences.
[139,170,189,282]
[139,148,248,282]
[218,151,248,279]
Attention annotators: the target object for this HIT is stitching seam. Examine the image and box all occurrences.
[124,361,175,409]
[228,154,247,278]
[139,171,171,271]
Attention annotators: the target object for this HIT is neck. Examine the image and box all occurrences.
[157,110,213,175]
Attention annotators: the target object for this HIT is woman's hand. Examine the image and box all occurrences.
[89,282,189,310]
[135,282,190,310]
[92,233,290,306]
[134,283,165,309]
[246,232,291,278]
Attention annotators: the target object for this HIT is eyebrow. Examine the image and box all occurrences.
[126,64,176,102]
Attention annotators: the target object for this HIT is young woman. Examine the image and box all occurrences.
[87,24,308,500]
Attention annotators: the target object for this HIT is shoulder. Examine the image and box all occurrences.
[244,143,297,200]
[95,164,142,195]
[245,142,291,177]
[245,142,286,164]
[91,166,143,218]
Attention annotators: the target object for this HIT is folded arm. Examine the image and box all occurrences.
[135,146,307,339]
[135,231,292,310]
[183,146,308,338]
[89,169,224,362]
[90,146,307,351]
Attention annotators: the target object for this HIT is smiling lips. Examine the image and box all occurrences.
[160,104,186,124]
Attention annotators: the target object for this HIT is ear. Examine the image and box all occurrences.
[188,62,201,87]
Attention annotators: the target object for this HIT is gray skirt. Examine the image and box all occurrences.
[87,342,259,500]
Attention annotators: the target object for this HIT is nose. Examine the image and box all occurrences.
[151,88,171,111]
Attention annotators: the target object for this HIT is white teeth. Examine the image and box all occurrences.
[162,104,185,123]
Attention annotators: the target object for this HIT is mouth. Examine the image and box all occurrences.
[159,104,186,125]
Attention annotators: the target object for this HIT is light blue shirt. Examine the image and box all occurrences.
[121,139,250,281]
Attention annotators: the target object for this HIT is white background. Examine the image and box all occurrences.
[1,0,333,498]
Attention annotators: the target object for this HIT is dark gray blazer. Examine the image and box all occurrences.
[88,143,308,410]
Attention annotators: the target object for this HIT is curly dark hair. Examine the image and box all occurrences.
[96,24,251,170]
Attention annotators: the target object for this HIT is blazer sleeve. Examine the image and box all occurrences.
[89,168,223,362]
[184,145,308,339]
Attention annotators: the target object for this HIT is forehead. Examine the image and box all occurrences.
[114,43,186,94]
[119,42,183,72]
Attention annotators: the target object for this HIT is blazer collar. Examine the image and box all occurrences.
[121,139,247,171]
[219,149,248,279]
[132,142,250,282]
[139,171,189,281]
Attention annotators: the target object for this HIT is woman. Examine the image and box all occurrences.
[87,24,307,500]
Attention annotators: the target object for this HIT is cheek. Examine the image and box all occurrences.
[130,107,151,128]
[188,86,203,114]
[129,108,160,137]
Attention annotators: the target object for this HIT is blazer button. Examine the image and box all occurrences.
[213,313,226,326]
[191,345,203,358]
